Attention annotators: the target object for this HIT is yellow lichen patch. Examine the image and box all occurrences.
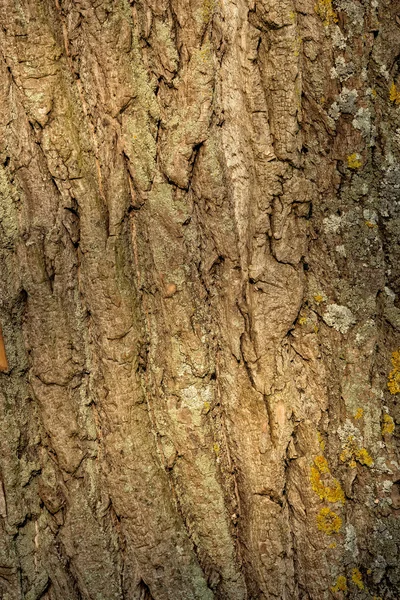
[197,42,212,66]
[314,455,330,473]
[317,432,326,452]
[354,408,364,420]
[317,507,342,535]
[310,458,345,504]
[329,541,337,549]
[340,436,374,468]
[355,447,374,467]
[389,82,400,105]
[324,480,346,504]
[314,0,338,25]
[387,350,400,394]
[382,413,395,435]
[202,0,216,23]
[340,441,353,464]
[202,401,211,414]
[310,465,326,499]
[298,316,307,325]
[365,220,377,228]
[347,153,362,169]
[371,88,377,98]
[331,575,347,592]
[351,568,364,590]
[314,294,325,304]
[213,442,220,456]
[292,36,302,57]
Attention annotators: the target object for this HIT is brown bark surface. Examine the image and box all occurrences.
[0,0,399,598]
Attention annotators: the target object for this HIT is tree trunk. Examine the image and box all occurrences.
[0,0,399,598]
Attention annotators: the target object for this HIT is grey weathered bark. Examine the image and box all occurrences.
[0,0,399,598]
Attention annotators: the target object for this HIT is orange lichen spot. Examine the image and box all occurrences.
[317,432,326,452]
[389,82,400,105]
[314,294,325,304]
[382,413,395,435]
[347,153,362,169]
[351,568,364,590]
[365,220,377,228]
[387,350,400,394]
[354,408,364,420]
[314,0,338,25]
[331,575,348,593]
[317,507,342,535]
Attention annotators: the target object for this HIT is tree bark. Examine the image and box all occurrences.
[0,0,399,598]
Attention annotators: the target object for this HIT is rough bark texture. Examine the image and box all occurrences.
[0,0,400,598]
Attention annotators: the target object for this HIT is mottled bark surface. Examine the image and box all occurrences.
[0,0,399,598]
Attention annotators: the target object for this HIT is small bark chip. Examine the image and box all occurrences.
[0,324,8,372]
[164,283,177,298]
